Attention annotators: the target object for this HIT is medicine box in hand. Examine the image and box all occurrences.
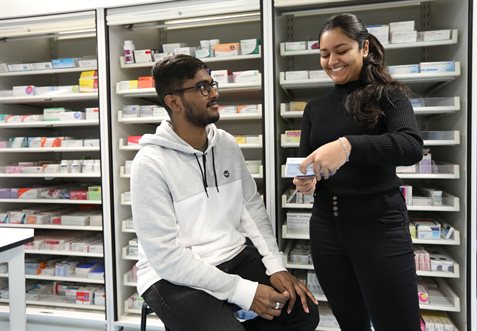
[285,158,314,178]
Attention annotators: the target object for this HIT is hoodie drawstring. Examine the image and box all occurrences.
[194,147,220,198]
[194,154,209,198]
[211,147,219,193]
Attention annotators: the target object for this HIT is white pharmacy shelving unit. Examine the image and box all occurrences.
[0,10,114,330]
[273,0,470,330]
[0,1,473,331]
[106,0,266,329]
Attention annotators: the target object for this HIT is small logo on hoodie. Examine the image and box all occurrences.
[223,170,230,178]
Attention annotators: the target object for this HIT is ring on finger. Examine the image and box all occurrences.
[274,301,280,310]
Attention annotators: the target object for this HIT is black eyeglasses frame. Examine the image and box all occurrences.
[171,80,219,97]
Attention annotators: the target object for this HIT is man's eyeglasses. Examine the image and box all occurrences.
[172,80,219,97]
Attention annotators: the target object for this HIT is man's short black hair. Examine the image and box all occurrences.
[152,54,208,114]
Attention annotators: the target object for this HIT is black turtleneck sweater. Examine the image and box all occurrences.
[299,80,423,197]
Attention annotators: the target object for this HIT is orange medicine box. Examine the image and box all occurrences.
[214,43,240,56]
[138,76,154,89]
[237,105,259,113]
[127,135,142,145]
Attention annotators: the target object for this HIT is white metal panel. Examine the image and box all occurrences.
[263,0,277,233]
[279,0,425,16]
[0,0,169,19]
[0,11,96,38]
[95,8,116,331]
[106,0,260,26]
[471,2,477,330]
[274,0,352,8]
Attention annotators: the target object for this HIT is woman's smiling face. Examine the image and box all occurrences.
[319,27,369,84]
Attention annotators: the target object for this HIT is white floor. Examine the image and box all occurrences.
[0,320,106,331]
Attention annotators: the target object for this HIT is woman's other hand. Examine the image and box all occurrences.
[293,176,317,195]
[299,138,350,181]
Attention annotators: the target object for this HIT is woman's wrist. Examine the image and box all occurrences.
[338,137,351,162]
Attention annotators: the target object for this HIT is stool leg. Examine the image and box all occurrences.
[140,302,148,331]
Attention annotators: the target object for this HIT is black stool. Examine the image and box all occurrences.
[140,301,171,331]
[140,298,247,330]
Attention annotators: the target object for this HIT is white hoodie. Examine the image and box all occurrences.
[131,121,285,310]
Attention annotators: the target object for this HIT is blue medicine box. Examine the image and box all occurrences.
[51,58,77,69]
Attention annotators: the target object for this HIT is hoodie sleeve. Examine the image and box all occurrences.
[235,144,287,276]
[131,150,258,310]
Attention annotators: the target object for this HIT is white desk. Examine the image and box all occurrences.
[0,228,34,331]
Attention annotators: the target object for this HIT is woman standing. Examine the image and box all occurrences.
[294,13,423,331]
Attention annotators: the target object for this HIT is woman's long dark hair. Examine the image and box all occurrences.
[319,13,411,127]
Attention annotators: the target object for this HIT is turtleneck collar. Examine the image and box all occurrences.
[334,79,364,93]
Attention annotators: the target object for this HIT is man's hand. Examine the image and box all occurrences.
[250,284,290,320]
[270,271,318,314]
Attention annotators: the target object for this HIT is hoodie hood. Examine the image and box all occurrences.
[139,120,218,154]
[139,120,220,197]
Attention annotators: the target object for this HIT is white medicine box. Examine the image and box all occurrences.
[389,20,415,32]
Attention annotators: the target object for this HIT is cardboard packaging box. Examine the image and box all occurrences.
[30,62,53,70]
[390,30,417,43]
[138,76,154,89]
[389,20,415,32]
[214,43,240,56]
[284,41,307,51]
[285,71,308,80]
[133,49,153,63]
[419,61,455,73]
[13,85,36,96]
[8,63,32,72]
[211,70,232,85]
[79,70,98,93]
[418,29,452,42]
[240,39,260,55]
[52,58,78,69]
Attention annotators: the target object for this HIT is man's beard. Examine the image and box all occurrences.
[183,99,220,127]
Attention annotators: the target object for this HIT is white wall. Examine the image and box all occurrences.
[0,0,170,19]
